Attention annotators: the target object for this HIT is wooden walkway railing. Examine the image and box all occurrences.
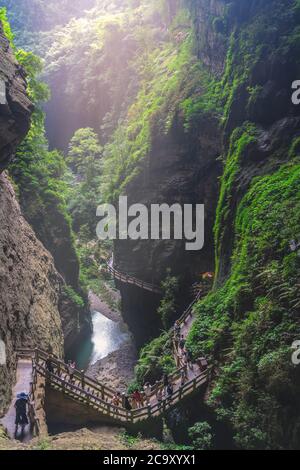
[106,257,162,294]
[15,290,209,427]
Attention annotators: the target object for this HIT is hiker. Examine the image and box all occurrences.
[140,390,145,407]
[80,370,85,390]
[166,383,174,402]
[131,391,137,409]
[112,393,121,413]
[176,349,182,367]
[156,386,163,404]
[123,394,132,411]
[174,320,181,338]
[154,380,160,397]
[163,373,169,394]
[14,392,29,434]
[144,382,152,405]
[68,360,76,382]
[179,335,186,351]
[185,349,194,370]
[132,389,143,408]
[180,367,187,387]
[45,355,54,374]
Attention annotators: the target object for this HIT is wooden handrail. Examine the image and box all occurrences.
[106,257,162,294]
[15,352,209,425]
[32,359,209,424]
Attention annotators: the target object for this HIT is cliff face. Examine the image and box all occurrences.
[0,25,32,170]
[113,0,226,343]
[115,110,221,343]
[0,173,64,415]
[185,0,300,449]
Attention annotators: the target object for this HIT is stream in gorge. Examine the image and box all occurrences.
[67,309,134,371]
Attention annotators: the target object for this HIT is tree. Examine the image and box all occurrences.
[188,422,214,450]
[158,269,179,329]
[67,128,102,180]
[66,128,103,238]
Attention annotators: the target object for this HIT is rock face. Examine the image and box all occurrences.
[114,114,221,343]
[0,173,64,415]
[113,4,225,344]
[0,24,33,171]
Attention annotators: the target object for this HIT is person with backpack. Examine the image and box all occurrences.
[179,335,186,351]
[68,360,76,382]
[163,373,169,394]
[14,392,29,434]
[143,382,152,405]
[167,382,174,402]
[132,389,143,408]
[45,354,54,375]
[186,349,194,370]
[180,367,188,386]
[174,321,181,345]
[123,394,132,411]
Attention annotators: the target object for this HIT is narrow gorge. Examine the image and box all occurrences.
[0,0,300,453]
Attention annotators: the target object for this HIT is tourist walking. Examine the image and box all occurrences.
[163,373,169,394]
[123,394,132,411]
[174,320,181,346]
[112,392,121,413]
[132,389,143,408]
[68,360,76,382]
[185,349,194,370]
[179,335,186,351]
[166,383,174,402]
[144,382,152,405]
[156,387,163,404]
[45,355,54,374]
[14,392,29,435]
[180,367,187,387]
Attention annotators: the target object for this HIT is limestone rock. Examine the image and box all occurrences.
[0,23,33,171]
[0,173,64,415]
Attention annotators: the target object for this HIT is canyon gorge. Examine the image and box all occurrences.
[0,0,300,451]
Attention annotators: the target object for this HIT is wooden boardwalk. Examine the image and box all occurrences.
[106,257,162,294]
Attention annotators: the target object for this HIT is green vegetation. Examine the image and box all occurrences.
[188,422,214,450]
[62,285,85,309]
[102,28,199,202]
[2,0,300,451]
[119,431,142,448]
[214,123,258,275]
[67,128,102,177]
[66,128,102,236]
[187,160,300,449]
[0,7,14,44]
[158,271,179,329]
[134,332,176,385]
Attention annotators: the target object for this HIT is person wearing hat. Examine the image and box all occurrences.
[14,392,29,434]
